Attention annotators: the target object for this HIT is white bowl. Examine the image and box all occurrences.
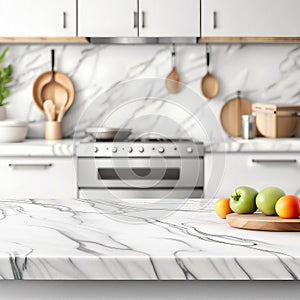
[0,120,28,142]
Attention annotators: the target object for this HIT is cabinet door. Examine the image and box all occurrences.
[205,153,300,198]
[202,0,300,37]
[0,158,76,199]
[78,0,138,37]
[139,0,200,37]
[0,0,76,37]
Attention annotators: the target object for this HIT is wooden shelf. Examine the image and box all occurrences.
[0,36,299,45]
[0,37,89,44]
[199,36,300,43]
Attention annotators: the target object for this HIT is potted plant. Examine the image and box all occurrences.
[0,48,13,120]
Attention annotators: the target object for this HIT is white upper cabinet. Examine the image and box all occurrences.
[78,0,200,38]
[202,0,300,37]
[0,0,76,37]
[78,0,138,37]
[139,0,200,37]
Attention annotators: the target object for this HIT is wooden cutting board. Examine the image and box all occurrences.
[227,213,300,232]
[32,71,75,113]
[220,96,253,137]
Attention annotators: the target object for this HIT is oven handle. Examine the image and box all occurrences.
[90,159,186,168]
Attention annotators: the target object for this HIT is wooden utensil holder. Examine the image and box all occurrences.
[45,121,62,140]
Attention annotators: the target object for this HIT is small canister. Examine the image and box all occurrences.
[242,114,256,139]
[45,121,62,140]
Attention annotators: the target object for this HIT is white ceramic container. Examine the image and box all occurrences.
[0,120,28,142]
[0,106,6,120]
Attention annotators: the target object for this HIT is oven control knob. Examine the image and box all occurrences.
[94,147,99,153]
[112,147,118,153]
[187,147,193,153]
[128,147,133,153]
[158,147,165,153]
[138,147,144,153]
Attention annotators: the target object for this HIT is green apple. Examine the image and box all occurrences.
[230,186,258,214]
[256,187,285,216]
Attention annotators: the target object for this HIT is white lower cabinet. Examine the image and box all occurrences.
[0,157,76,199]
[205,153,300,198]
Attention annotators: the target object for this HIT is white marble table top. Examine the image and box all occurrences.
[0,198,299,280]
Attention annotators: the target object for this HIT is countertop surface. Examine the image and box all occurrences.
[206,137,300,153]
[0,137,299,157]
[0,139,74,157]
[0,197,299,280]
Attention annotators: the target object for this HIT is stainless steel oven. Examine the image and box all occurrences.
[76,139,204,199]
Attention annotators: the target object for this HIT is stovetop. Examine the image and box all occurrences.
[82,136,197,143]
[97,138,193,142]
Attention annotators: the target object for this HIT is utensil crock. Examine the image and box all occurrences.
[45,121,62,140]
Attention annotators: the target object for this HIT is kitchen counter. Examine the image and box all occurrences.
[206,137,300,153]
[0,139,74,157]
[0,137,299,157]
[0,197,299,280]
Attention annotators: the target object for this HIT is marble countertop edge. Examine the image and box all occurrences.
[0,198,299,281]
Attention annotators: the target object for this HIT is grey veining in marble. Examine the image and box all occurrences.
[0,197,299,280]
[2,44,300,142]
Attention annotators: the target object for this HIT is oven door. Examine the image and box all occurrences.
[77,157,203,189]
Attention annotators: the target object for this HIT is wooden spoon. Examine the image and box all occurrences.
[201,45,219,99]
[165,45,182,94]
[43,101,52,121]
[43,100,56,121]
[41,49,69,114]
[57,97,68,122]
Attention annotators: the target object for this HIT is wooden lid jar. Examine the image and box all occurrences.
[252,103,300,138]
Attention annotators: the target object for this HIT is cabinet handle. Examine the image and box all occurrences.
[133,11,138,28]
[9,163,53,169]
[213,11,217,29]
[63,12,67,29]
[251,159,297,164]
[141,11,146,28]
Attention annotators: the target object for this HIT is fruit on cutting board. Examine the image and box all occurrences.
[230,186,258,214]
[275,195,300,219]
[214,198,233,219]
[256,187,285,216]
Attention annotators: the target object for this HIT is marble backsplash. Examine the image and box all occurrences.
[3,43,300,141]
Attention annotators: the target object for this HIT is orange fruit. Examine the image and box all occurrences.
[275,195,300,219]
[214,198,233,219]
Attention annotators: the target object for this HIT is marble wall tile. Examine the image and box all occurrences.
[2,44,299,140]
